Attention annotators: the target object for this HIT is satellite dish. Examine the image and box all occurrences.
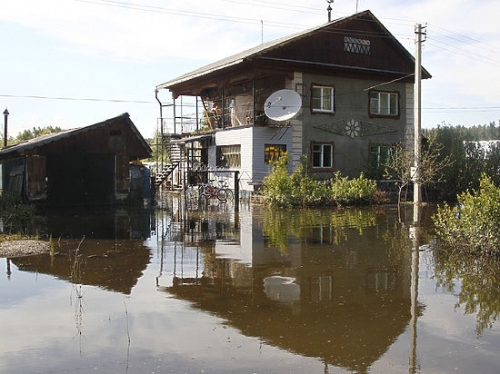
[264,89,302,122]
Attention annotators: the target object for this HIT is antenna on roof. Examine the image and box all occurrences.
[326,0,334,22]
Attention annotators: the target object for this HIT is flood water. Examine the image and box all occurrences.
[1,196,500,374]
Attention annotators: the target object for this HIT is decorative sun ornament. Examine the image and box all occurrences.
[345,119,360,138]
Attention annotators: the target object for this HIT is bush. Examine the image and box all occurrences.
[261,153,295,207]
[262,154,378,207]
[329,172,377,205]
[433,174,500,254]
[0,193,34,232]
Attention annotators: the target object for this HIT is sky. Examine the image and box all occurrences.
[0,0,499,140]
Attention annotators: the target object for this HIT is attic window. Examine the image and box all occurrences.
[110,130,121,136]
[344,36,371,55]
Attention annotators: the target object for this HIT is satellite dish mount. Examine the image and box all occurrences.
[264,89,302,122]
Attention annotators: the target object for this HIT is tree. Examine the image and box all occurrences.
[15,126,62,142]
[424,124,500,201]
[146,131,170,163]
[384,131,451,207]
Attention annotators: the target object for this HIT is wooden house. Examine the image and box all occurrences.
[0,113,152,206]
[155,10,431,192]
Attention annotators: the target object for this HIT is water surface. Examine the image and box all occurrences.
[1,199,499,373]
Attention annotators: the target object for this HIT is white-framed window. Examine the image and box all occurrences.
[369,91,399,117]
[217,145,241,168]
[311,85,334,113]
[312,143,334,169]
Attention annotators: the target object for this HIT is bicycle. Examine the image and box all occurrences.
[216,179,234,202]
[199,179,233,202]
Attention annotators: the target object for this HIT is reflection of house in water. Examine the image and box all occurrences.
[11,237,150,295]
[158,204,415,373]
[10,207,154,294]
[24,205,154,241]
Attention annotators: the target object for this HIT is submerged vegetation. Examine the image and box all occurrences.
[433,174,500,255]
[262,154,378,208]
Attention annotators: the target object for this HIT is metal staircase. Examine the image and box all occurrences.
[154,142,183,189]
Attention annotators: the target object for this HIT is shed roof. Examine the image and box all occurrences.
[157,10,430,91]
[0,113,151,159]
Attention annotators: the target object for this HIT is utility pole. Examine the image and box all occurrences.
[413,24,425,206]
[326,0,333,22]
[3,108,9,147]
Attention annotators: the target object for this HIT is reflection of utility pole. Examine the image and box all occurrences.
[413,24,426,205]
[409,218,420,373]
[6,258,11,279]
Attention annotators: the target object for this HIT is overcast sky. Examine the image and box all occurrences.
[1,0,499,139]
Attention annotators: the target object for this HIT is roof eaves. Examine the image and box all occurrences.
[156,58,244,90]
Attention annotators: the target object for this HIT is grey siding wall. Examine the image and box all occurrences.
[300,73,408,177]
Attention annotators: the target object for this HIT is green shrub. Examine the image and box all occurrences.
[329,172,377,205]
[262,154,378,207]
[261,153,295,207]
[433,174,500,254]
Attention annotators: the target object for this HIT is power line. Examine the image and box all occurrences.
[216,0,321,16]
[3,92,497,113]
[74,0,498,69]
[75,0,293,28]
[0,94,154,104]
[427,22,500,55]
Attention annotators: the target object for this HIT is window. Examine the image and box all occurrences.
[264,144,287,165]
[369,144,397,179]
[217,145,241,168]
[311,85,334,113]
[370,145,397,169]
[308,276,333,302]
[369,91,399,117]
[366,267,397,292]
[344,36,371,55]
[312,143,334,169]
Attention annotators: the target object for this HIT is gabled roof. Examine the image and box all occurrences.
[0,113,151,159]
[157,10,430,91]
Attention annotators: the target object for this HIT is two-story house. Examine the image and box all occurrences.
[155,10,431,192]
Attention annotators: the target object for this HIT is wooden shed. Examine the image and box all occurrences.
[0,113,152,206]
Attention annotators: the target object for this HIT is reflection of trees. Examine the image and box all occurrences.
[262,207,378,253]
[433,250,500,335]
